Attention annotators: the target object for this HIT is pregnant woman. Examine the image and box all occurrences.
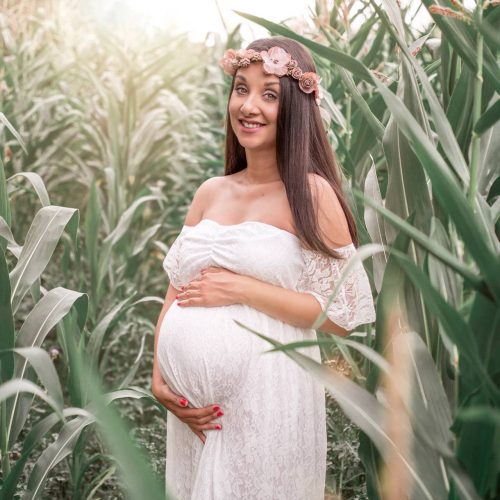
[152,36,376,499]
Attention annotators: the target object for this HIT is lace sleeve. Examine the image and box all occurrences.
[162,227,189,290]
[296,244,376,331]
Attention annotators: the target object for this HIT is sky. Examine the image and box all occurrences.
[89,0,318,43]
[88,0,478,44]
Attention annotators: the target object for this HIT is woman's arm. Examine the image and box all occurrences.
[151,283,179,391]
[237,275,350,337]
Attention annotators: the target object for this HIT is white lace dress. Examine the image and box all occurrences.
[158,219,376,500]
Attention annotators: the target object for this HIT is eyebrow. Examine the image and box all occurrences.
[234,74,280,87]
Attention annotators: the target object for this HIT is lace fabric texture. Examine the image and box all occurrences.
[296,245,376,330]
[159,219,376,499]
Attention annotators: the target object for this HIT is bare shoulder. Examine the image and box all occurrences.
[183,176,224,226]
[307,173,352,248]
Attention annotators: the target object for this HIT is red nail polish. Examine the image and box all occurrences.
[217,410,224,417]
[215,424,222,430]
[213,405,220,412]
[180,398,188,406]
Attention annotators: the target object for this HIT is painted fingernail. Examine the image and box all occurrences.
[215,424,222,430]
[217,410,224,417]
[180,398,188,406]
[213,405,220,412]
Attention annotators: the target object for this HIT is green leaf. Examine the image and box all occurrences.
[390,250,500,403]
[372,0,470,186]
[368,75,500,301]
[25,416,95,500]
[9,206,79,313]
[6,287,87,448]
[0,379,63,419]
[474,97,500,136]
[0,156,11,229]
[0,245,14,382]
[7,172,51,207]
[0,112,28,154]
[8,347,63,408]
[421,0,500,94]
[0,216,21,258]
[0,408,91,500]
[353,188,484,292]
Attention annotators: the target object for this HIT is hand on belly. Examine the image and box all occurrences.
[176,266,248,308]
[152,376,225,445]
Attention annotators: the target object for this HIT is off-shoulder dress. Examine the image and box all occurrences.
[159,218,376,500]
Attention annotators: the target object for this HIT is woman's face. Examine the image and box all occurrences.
[228,62,280,151]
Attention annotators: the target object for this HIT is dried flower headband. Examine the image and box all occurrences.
[219,46,323,106]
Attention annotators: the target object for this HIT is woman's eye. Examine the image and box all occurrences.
[234,87,277,101]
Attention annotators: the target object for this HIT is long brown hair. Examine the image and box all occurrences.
[223,36,358,259]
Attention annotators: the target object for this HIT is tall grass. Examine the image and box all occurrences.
[1,0,226,497]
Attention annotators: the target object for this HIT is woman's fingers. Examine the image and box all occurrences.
[154,386,224,429]
[152,380,188,407]
[155,387,188,411]
[179,404,223,424]
[191,427,206,444]
[189,424,222,443]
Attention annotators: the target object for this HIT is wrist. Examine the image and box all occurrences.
[152,364,164,384]
[236,274,253,305]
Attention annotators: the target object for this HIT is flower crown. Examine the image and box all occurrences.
[219,46,323,106]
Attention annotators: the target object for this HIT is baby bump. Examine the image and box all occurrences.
[157,301,263,406]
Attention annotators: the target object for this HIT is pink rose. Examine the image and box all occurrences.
[299,72,319,94]
[219,49,238,76]
[260,46,291,77]
[290,67,303,79]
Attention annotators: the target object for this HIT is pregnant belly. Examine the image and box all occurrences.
[157,301,265,407]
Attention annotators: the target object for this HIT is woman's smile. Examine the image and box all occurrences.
[239,119,266,132]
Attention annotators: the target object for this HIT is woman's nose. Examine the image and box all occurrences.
[241,96,258,114]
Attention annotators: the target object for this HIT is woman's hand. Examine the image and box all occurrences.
[152,378,224,444]
[176,267,247,308]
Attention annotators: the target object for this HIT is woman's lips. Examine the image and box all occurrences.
[239,119,266,133]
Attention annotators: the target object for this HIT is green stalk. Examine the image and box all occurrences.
[346,94,352,151]
[1,399,10,476]
[467,1,484,210]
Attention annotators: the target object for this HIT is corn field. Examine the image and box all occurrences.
[0,0,499,499]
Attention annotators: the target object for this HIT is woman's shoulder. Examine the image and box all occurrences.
[197,173,241,191]
[198,175,225,191]
[306,173,353,248]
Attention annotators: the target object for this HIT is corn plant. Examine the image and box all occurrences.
[0,118,171,497]
[1,2,228,493]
